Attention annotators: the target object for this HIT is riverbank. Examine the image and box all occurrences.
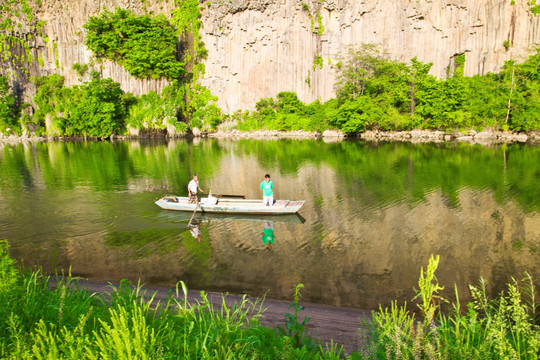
[209,128,540,144]
[2,128,539,145]
[48,278,368,353]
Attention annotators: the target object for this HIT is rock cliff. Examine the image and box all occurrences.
[201,0,540,112]
[2,0,539,113]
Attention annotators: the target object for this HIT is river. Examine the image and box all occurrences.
[0,138,539,310]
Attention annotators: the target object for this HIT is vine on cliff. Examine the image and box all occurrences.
[0,75,19,134]
[83,2,217,130]
[84,8,185,80]
[170,0,217,126]
[0,0,46,75]
[302,2,326,93]
[529,0,540,15]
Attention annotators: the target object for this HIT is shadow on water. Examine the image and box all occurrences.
[157,210,306,225]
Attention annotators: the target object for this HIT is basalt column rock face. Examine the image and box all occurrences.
[1,0,176,104]
[1,0,539,115]
[200,0,540,113]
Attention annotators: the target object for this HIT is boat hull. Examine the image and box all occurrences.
[155,197,305,215]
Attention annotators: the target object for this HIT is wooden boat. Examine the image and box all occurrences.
[155,196,305,215]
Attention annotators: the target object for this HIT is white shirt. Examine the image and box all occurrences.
[188,179,199,194]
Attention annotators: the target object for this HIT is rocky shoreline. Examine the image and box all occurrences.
[1,129,539,145]
[208,128,540,145]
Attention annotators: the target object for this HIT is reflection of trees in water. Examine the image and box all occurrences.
[1,140,538,211]
[203,188,540,310]
[1,140,540,311]
[234,140,540,213]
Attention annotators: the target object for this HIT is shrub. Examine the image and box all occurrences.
[59,77,128,137]
[0,76,19,135]
[85,8,184,80]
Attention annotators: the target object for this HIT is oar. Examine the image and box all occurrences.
[188,196,199,227]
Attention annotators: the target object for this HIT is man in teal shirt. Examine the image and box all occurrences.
[260,174,274,206]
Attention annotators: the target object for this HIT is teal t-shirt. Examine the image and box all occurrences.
[262,228,275,244]
[260,180,273,196]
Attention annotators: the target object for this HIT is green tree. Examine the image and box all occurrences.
[501,50,540,131]
[276,92,305,114]
[32,74,67,135]
[335,43,387,101]
[85,8,184,80]
[462,74,507,129]
[407,57,433,120]
[59,77,128,137]
[0,75,18,134]
[126,91,175,131]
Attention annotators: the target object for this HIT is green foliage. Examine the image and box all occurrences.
[126,90,176,131]
[364,256,540,359]
[171,0,206,71]
[0,76,19,135]
[59,77,128,137]
[31,74,66,135]
[530,0,540,15]
[72,62,89,78]
[84,8,184,80]
[168,0,218,125]
[412,255,448,328]
[501,54,540,131]
[313,55,323,70]
[276,91,305,114]
[277,284,316,349]
[32,74,130,138]
[329,97,375,132]
[190,104,223,130]
[0,246,348,359]
[335,43,388,100]
[0,0,44,73]
[239,92,334,132]
[0,241,18,294]
[317,10,325,35]
[328,44,540,132]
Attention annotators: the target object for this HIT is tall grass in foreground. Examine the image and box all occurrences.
[362,255,540,359]
[1,240,539,359]
[0,240,346,359]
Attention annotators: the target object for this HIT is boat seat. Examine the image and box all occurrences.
[274,200,290,207]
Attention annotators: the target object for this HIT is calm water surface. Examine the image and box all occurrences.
[0,139,539,310]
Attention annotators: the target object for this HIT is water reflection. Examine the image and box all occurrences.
[188,223,203,243]
[158,211,306,225]
[262,221,275,250]
[0,139,539,311]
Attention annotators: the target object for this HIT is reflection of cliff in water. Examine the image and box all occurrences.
[203,188,539,309]
[33,188,539,311]
[2,140,539,311]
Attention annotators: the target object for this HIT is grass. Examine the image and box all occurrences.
[1,241,539,359]
[361,255,540,359]
[0,240,345,359]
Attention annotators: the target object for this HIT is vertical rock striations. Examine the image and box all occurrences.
[1,0,177,104]
[200,0,540,112]
[1,0,539,114]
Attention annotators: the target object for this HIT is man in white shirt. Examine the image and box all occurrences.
[188,174,204,204]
